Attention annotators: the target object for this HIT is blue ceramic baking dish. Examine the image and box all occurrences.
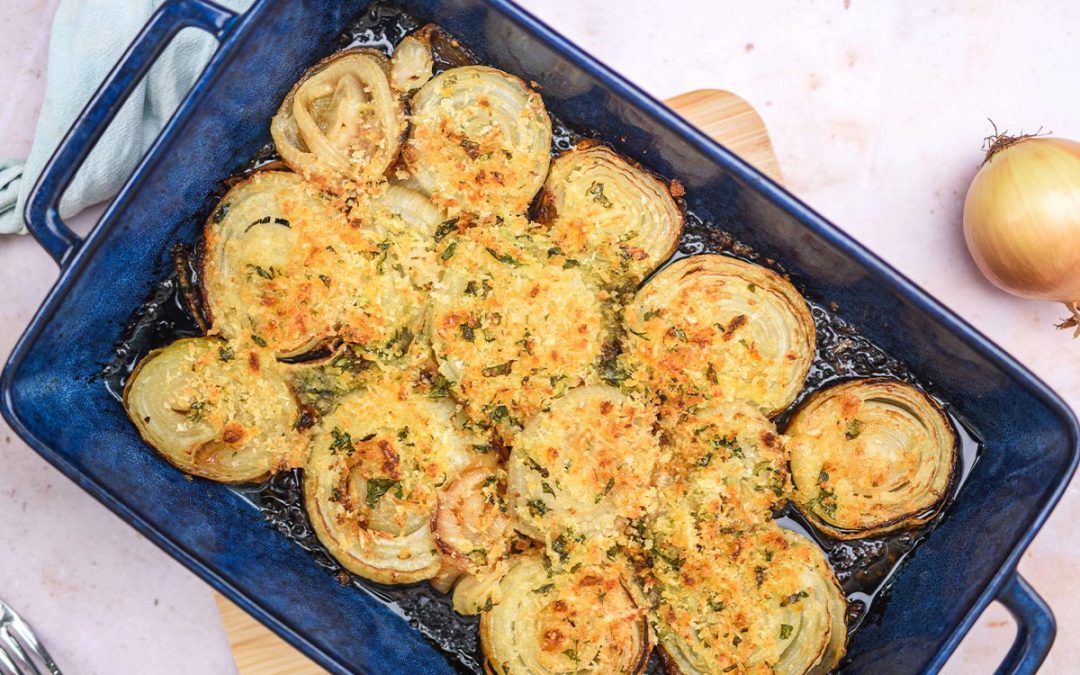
[4,0,1078,672]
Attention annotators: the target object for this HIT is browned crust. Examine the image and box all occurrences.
[786,376,959,540]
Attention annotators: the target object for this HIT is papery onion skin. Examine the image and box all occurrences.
[964,137,1080,306]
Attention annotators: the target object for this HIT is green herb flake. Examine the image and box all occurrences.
[542,481,557,497]
[524,456,550,478]
[780,590,809,607]
[485,247,523,267]
[460,323,475,342]
[319,274,332,288]
[533,583,555,595]
[434,219,459,241]
[588,181,613,208]
[365,477,401,508]
[329,427,355,455]
[482,361,514,377]
[186,400,208,423]
[706,363,719,385]
[754,565,766,586]
[643,308,661,321]
[845,418,863,440]
[527,499,549,517]
[780,624,794,640]
[218,346,235,362]
[250,334,267,348]
[440,241,458,261]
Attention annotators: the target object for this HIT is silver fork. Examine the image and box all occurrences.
[0,600,61,675]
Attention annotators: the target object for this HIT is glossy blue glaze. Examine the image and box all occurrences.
[4,0,1077,673]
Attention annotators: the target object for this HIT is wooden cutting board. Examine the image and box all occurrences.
[216,88,780,675]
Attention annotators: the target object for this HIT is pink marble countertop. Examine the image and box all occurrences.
[2,1,1079,673]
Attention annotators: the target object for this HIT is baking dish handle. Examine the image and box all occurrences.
[993,572,1056,675]
[23,0,238,267]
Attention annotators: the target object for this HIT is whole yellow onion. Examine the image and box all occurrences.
[963,135,1080,334]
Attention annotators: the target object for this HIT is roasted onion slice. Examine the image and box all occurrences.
[405,66,552,216]
[478,554,650,675]
[390,29,434,93]
[202,171,348,356]
[433,457,514,574]
[535,143,683,285]
[655,401,790,535]
[508,385,660,541]
[303,370,477,584]
[271,49,405,189]
[429,220,610,435]
[622,254,815,417]
[357,184,446,290]
[123,337,305,483]
[787,378,957,539]
[653,526,846,675]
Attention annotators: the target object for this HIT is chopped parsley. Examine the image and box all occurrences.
[186,400,207,423]
[780,624,794,640]
[845,418,864,440]
[588,181,613,208]
[329,428,355,455]
[365,478,402,508]
[434,219,459,241]
[482,361,513,377]
[527,499,549,517]
[218,346,235,362]
[485,247,523,267]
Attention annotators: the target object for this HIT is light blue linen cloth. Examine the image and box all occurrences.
[1,0,250,235]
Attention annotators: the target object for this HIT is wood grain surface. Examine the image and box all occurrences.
[216,88,780,675]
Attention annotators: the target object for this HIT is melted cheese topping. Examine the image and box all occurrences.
[652,526,846,675]
[508,385,661,542]
[304,364,481,583]
[480,553,649,675]
[405,66,552,217]
[622,254,815,417]
[787,377,956,538]
[124,337,304,483]
[536,143,683,286]
[429,219,611,435]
